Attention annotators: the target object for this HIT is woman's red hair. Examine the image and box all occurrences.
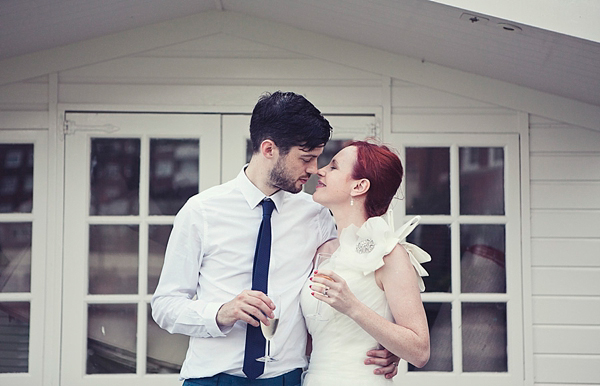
[349,140,403,218]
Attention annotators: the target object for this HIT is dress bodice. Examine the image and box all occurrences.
[300,215,431,385]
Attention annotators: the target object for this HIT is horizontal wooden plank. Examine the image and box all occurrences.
[534,354,600,384]
[531,210,600,238]
[533,297,600,325]
[532,267,600,296]
[530,154,600,181]
[390,112,518,133]
[0,111,48,129]
[59,57,380,82]
[531,126,600,153]
[58,84,382,108]
[0,82,48,104]
[391,83,499,109]
[531,182,600,209]
[531,239,600,267]
[534,326,600,354]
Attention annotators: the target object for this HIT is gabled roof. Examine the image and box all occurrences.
[1,1,598,129]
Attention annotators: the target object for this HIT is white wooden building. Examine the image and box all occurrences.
[0,2,598,386]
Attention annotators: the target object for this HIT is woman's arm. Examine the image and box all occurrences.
[312,244,430,368]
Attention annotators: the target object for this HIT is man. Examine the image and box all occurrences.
[152,91,398,385]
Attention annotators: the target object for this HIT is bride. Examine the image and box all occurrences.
[300,140,431,385]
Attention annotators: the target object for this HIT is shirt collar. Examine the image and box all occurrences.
[236,166,285,212]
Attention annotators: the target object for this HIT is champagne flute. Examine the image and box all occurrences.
[306,253,333,320]
[257,294,281,362]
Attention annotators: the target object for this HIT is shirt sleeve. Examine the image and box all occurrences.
[150,198,227,338]
[317,205,337,245]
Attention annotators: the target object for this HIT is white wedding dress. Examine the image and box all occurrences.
[300,215,431,386]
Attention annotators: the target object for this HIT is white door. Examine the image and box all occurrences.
[62,113,220,386]
[387,133,524,386]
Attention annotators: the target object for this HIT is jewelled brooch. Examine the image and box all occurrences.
[356,238,375,254]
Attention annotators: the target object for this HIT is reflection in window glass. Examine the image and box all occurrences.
[148,225,172,295]
[146,305,187,373]
[0,222,32,293]
[0,144,34,213]
[406,224,451,293]
[90,138,140,216]
[409,302,452,372]
[87,304,137,374]
[89,225,139,295]
[0,302,29,373]
[459,147,504,215]
[460,224,506,293]
[149,139,199,215]
[462,303,507,372]
[405,148,450,215]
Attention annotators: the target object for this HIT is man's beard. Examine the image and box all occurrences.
[269,157,303,194]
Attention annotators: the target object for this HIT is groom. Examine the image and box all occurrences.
[152,91,399,385]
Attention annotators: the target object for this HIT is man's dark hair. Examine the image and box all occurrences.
[249,91,332,155]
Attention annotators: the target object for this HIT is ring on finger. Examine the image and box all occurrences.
[323,287,329,296]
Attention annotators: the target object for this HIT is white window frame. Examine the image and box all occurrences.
[387,132,524,386]
[0,130,48,386]
[61,113,220,386]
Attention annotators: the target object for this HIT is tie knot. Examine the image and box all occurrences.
[262,199,275,217]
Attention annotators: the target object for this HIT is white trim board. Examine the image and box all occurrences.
[0,10,598,131]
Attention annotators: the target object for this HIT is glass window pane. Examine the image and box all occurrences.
[406,224,451,293]
[409,302,452,372]
[87,304,137,374]
[148,225,172,295]
[0,302,29,373]
[146,305,186,373]
[460,224,506,293]
[0,144,33,213]
[462,302,507,372]
[405,147,450,215]
[0,222,32,293]
[90,138,140,216]
[149,139,199,215]
[459,147,504,215]
[89,225,139,294]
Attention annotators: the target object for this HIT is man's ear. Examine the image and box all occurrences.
[260,139,278,159]
[351,178,370,197]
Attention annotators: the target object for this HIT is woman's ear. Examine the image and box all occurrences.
[260,139,278,159]
[351,178,370,197]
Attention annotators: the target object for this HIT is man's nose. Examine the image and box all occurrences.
[307,159,319,174]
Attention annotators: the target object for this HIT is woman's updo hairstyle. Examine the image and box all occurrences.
[349,140,403,218]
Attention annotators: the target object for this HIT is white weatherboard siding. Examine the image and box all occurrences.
[529,116,600,385]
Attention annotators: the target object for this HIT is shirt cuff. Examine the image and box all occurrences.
[201,301,230,337]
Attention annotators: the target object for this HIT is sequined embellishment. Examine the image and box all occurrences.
[356,238,375,254]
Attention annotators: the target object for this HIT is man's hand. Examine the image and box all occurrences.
[365,347,400,379]
[216,290,275,328]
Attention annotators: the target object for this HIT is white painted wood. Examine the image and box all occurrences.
[0,131,48,386]
[0,112,48,129]
[534,355,600,384]
[531,267,600,296]
[58,84,382,108]
[391,112,519,133]
[391,83,500,109]
[0,82,48,104]
[530,127,600,153]
[531,182,600,209]
[533,326,600,354]
[530,154,600,181]
[533,297,600,325]
[531,210,600,238]
[62,113,220,386]
[531,238,600,267]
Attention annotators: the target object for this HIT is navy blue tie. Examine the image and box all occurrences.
[243,199,275,379]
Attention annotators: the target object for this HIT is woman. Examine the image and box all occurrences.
[300,140,431,385]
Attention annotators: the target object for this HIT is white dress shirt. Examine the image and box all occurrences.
[151,168,337,380]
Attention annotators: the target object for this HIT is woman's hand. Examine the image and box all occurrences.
[310,268,360,316]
